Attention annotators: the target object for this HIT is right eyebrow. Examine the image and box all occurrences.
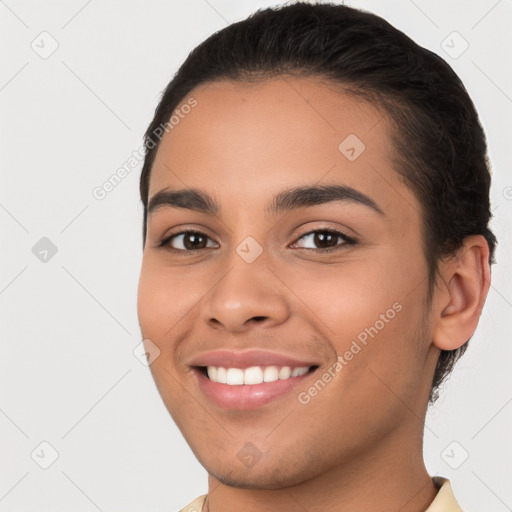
[147,188,219,216]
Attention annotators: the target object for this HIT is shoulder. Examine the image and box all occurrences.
[178,494,207,512]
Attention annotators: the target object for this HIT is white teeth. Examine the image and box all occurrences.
[291,367,309,377]
[205,365,311,385]
[278,366,291,379]
[216,367,227,384]
[244,366,264,385]
[263,366,279,382]
[226,368,244,385]
[206,366,217,381]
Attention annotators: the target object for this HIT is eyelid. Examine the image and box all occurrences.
[158,227,219,250]
[157,225,357,254]
[292,225,356,243]
[290,226,357,251]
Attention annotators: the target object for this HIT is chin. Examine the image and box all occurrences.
[202,456,317,490]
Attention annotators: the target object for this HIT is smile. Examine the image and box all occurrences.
[205,365,310,385]
[188,349,322,410]
[193,366,318,410]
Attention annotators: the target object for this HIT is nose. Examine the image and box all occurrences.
[200,255,290,334]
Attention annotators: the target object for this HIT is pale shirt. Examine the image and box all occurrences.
[178,476,464,511]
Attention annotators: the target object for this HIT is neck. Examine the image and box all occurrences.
[204,425,438,512]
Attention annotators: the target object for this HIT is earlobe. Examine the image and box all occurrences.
[432,235,491,351]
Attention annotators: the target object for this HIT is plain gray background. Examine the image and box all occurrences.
[1,1,511,510]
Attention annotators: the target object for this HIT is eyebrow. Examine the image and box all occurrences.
[147,184,384,217]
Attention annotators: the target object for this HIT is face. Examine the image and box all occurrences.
[137,77,439,489]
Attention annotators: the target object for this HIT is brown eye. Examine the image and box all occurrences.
[160,230,217,252]
[182,233,207,250]
[313,231,338,249]
[292,229,356,252]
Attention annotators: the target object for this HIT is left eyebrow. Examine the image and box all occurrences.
[267,184,385,217]
[147,184,384,217]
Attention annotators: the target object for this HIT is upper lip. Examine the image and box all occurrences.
[188,349,321,369]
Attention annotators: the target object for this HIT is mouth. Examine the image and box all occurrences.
[196,364,319,385]
[191,362,320,410]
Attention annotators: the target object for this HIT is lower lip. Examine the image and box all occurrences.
[193,368,314,410]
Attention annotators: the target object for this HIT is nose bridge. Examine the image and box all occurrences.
[201,234,289,331]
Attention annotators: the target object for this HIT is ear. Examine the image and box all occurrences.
[432,235,491,351]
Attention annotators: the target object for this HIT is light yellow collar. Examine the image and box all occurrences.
[179,476,463,511]
[425,477,464,512]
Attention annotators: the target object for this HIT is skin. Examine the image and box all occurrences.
[137,76,491,511]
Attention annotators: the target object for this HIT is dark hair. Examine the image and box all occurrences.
[139,1,497,403]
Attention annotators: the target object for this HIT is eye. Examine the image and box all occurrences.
[159,230,218,252]
[291,228,357,252]
[158,227,357,255]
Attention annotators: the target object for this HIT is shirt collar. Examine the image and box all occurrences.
[424,476,464,512]
[180,476,463,511]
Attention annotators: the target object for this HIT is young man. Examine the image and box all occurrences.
[136,3,496,510]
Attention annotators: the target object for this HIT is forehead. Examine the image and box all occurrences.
[149,76,419,224]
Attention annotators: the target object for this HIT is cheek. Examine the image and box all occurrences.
[137,260,187,385]
[137,257,196,338]
[137,262,191,415]
[137,264,167,339]
[286,250,428,392]
[284,253,416,340]
[137,256,212,388]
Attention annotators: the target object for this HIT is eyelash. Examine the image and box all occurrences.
[158,228,357,255]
